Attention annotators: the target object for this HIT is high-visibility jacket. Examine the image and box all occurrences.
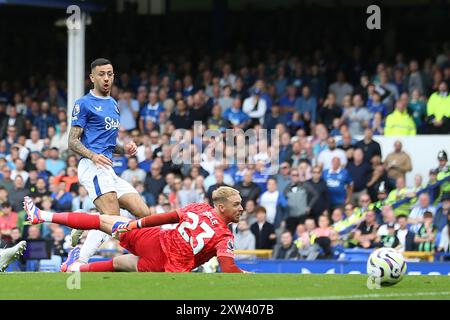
[384,109,416,136]
[427,92,450,122]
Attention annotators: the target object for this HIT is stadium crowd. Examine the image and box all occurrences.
[0,48,450,270]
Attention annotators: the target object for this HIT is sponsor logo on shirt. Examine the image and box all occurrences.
[105,117,120,130]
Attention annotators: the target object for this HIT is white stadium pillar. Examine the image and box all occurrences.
[67,11,86,128]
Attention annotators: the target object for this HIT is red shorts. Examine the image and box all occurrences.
[119,227,167,272]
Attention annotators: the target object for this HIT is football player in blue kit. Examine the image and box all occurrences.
[64,58,151,270]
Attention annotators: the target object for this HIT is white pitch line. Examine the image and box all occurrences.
[271,291,450,300]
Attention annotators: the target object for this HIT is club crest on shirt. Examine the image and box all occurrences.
[72,104,80,116]
[227,239,234,252]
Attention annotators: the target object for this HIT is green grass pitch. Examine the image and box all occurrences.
[0,273,449,300]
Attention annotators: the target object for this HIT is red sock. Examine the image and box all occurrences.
[52,212,100,230]
[79,260,115,272]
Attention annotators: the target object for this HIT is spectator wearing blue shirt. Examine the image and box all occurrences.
[45,147,66,176]
[223,98,251,129]
[35,158,53,186]
[253,160,271,193]
[138,147,153,173]
[279,85,297,121]
[51,181,73,212]
[111,154,129,176]
[323,157,353,208]
[264,104,287,131]
[295,85,317,124]
[274,66,289,97]
[183,75,196,97]
[367,91,387,118]
[139,91,163,133]
[33,102,57,138]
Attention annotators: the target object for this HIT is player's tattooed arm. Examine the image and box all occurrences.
[68,126,95,160]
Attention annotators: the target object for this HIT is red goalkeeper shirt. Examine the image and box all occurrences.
[159,203,235,272]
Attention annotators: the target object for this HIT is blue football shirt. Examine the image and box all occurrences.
[323,168,353,206]
[71,90,120,160]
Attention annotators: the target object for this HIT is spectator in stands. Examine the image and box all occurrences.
[295,85,317,125]
[218,85,234,113]
[50,120,69,153]
[353,210,379,248]
[414,211,437,252]
[312,214,335,258]
[259,178,287,227]
[438,213,450,253]
[426,81,450,134]
[407,60,425,96]
[50,181,72,212]
[367,91,387,119]
[396,214,415,252]
[384,140,413,182]
[434,193,450,231]
[169,99,194,129]
[407,88,426,133]
[35,158,52,185]
[318,92,342,132]
[378,223,400,249]
[121,156,146,185]
[323,157,353,209]
[234,219,256,260]
[0,166,13,193]
[9,175,28,213]
[284,169,318,233]
[45,147,66,176]
[279,85,298,120]
[355,128,381,164]
[376,207,398,238]
[346,148,372,204]
[25,129,44,153]
[0,202,18,243]
[264,104,287,131]
[118,90,139,131]
[30,177,50,207]
[222,97,250,129]
[144,162,166,201]
[243,88,267,127]
[33,102,57,138]
[11,158,29,183]
[243,199,257,226]
[235,169,261,206]
[71,185,95,212]
[329,71,353,106]
[250,206,277,249]
[436,150,450,198]
[177,176,201,208]
[0,187,8,208]
[306,165,330,221]
[409,193,436,227]
[207,104,229,132]
[387,176,415,216]
[0,105,26,138]
[317,137,347,170]
[342,94,371,136]
[272,230,299,260]
[49,226,68,260]
[384,95,417,136]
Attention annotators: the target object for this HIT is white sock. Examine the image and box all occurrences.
[78,230,111,264]
[40,210,54,222]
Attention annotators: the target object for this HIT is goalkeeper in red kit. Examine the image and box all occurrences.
[23,186,246,273]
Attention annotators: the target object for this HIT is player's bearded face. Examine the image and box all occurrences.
[90,64,114,95]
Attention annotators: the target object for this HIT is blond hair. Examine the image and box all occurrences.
[212,186,240,204]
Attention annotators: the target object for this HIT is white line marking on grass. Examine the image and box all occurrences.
[272,291,450,300]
